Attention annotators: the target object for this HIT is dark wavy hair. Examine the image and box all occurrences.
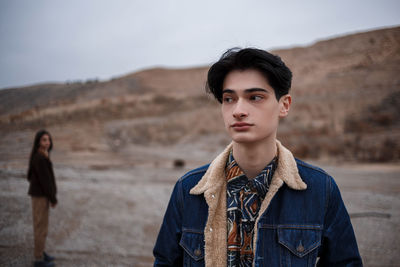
[27,130,53,180]
[206,47,292,102]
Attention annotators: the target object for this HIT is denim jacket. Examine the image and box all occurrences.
[153,141,362,267]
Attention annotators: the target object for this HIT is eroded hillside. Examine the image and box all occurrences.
[1,27,399,164]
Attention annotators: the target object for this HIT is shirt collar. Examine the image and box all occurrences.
[226,150,278,197]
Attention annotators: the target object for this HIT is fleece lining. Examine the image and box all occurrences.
[190,140,307,267]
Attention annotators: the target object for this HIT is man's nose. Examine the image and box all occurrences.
[232,99,249,119]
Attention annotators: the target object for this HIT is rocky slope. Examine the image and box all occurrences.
[1,26,399,163]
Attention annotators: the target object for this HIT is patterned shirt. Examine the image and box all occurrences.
[226,151,278,267]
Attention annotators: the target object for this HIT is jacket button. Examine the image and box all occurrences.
[194,249,202,257]
[211,194,215,198]
[209,227,213,232]
[297,244,305,253]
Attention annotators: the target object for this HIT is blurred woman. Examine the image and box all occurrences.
[27,130,57,267]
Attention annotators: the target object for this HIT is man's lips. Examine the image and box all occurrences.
[231,122,253,130]
[231,122,252,127]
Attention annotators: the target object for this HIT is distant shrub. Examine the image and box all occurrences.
[173,159,185,168]
[379,138,399,162]
[85,78,99,84]
[344,91,400,133]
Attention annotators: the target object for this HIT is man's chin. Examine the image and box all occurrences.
[230,134,258,144]
[230,132,275,145]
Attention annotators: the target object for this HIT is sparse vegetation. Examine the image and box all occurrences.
[1,27,399,163]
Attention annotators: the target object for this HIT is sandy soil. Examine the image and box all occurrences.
[1,151,399,267]
[1,27,399,266]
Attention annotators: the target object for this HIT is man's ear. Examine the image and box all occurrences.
[279,94,291,118]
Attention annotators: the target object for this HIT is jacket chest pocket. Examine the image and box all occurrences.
[278,227,321,267]
[179,230,205,267]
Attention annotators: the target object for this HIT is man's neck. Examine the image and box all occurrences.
[232,138,277,179]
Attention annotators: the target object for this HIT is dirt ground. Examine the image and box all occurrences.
[0,141,399,266]
[1,27,399,266]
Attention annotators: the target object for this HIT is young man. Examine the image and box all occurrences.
[153,48,362,266]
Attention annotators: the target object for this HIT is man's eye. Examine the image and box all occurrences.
[250,95,263,101]
[223,96,233,103]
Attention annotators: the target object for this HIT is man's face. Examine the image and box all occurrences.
[221,69,291,144]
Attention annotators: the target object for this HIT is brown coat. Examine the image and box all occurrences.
[28,153,58,204]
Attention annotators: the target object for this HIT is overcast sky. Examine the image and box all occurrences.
[0,0,399,89]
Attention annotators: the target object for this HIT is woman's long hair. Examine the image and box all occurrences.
[27,130,53,181]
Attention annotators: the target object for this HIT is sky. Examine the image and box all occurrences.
[0,0,399,89]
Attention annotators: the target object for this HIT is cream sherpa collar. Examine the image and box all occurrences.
[190,140,307,267]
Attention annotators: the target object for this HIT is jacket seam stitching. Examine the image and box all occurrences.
[178,240,204,261]
[182,228,204,234]
[179,167,208,182]
[296,160,329,176]
[177,179,184,219]
[279,240,321,257]
[259,224,323,230]
[323,176,332,232]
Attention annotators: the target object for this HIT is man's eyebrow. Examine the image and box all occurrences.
[222,88,269,94]
[222,89,235,94]
[244,88,269,93]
